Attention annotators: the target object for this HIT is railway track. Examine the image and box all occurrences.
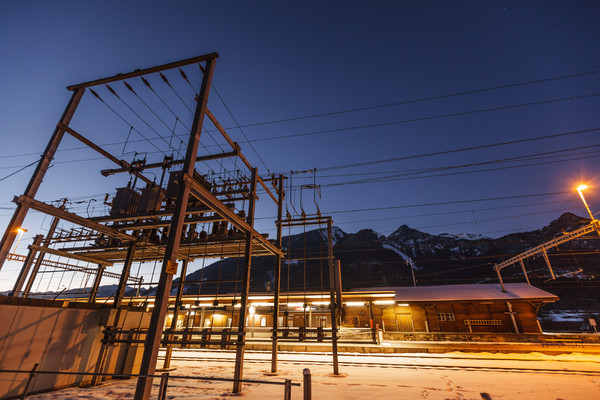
[159,351,600,377]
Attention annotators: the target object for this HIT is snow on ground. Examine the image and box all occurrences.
[27,349,600,400]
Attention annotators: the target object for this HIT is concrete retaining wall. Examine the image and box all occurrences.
[0,298,149,399]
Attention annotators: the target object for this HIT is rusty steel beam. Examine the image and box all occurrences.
[163,259,188,369]
[60,124,154,186]
[113,242,137,308]
[185,175,283,257]
[88,264,106,303]
[67,52,219,91]
[89,205,213,223]
[0,88,85,271]
[100,150,238,176]
[327,218,340,375]
[233,168,258,393]
[23,212,62,297]
[134,56,216,400]
[205,109,277,204]
[271,175,284,373]
[116,214,226,230]
[31,244,113,266]
[10,235,43,297]
[15,196,136,241]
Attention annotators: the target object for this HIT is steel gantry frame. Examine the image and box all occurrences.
[272,215,343,376]
[0,53,290,400]
[494,218,600,291]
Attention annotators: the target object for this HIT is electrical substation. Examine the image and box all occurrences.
[1,52,595,400]
[0,53,344,399]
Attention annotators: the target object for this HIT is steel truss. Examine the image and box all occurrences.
[494,219,600,291]
[0,53,290,400]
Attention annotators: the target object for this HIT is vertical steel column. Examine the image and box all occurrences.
[10,235,43,296]
[271,175,284,373]
[23,212,62,297]
[134,57,216,400]
[326,219,339,375]
[113,242,137,308]
[519,259,531,286]
[233,168,258,393]
[334,259,343,314]
[494,265,506,292]
[541,250,556,279]
[0,89,85,271]
[506,301,520,334]
[368,300,376,343]
[163,259,188,369]
[89,264,106,303]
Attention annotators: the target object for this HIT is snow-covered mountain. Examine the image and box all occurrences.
[179,212,598,331]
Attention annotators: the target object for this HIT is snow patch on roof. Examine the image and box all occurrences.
[352,283,557,302]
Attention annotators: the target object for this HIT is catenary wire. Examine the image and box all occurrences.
[221,68,600,129]
[239,92,600,145]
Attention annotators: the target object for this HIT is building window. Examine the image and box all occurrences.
[438,313,455,322]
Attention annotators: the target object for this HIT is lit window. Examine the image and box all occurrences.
[438,313,455,322]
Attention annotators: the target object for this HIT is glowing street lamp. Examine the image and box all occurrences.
[12,227,27,254]
[576,184,596,221]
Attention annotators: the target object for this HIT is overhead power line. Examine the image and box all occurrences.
[316,127,600,172]
[222,68,600,129]
[324,191,570,215]
[319,145,600,188]
[243,92,600,144]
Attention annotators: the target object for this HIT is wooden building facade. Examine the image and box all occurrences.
[120,283,557,335]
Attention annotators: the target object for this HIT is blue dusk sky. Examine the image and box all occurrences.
[0,1,599,288]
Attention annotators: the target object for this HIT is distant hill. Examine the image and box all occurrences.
[179,212,600,331]
[27,212,599,331]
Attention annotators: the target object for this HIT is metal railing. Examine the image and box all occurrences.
[0,365,308,400]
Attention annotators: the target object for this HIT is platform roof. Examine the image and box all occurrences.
[352,283,558,303]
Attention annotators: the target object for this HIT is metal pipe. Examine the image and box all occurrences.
[303,368,312,400]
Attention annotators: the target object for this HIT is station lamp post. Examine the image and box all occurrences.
[576,184,596,221]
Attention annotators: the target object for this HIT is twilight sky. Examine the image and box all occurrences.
[0,1,599,289]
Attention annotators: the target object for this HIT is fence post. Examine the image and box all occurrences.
[303,368,311,400]
[20,363,39,400]
[157,372,169,400]
[284,379,291,400]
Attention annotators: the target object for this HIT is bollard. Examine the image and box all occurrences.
[20,363,39,400]
[284,379,292,400]
[157,372,170,400]
[303,368,312,400]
